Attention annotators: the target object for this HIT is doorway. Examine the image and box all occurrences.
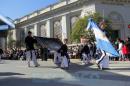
[111,30,119,41]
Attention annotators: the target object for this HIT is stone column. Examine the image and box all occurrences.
[46,19,53,38]
[24,26,27,37]
[36,23,41,36]
[12,29,16,41]
[61,14,71,42]
[34,24,38,36]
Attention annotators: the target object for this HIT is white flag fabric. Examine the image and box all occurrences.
[86,18,119,57]
[0,14,15,29]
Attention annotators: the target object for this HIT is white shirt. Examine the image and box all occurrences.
[118,42,123,51]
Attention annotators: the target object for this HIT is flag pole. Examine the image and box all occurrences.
[103,9,105,19]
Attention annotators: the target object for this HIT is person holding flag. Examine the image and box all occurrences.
[86,18,119,70]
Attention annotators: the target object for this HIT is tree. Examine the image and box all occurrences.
[71,13,112,43]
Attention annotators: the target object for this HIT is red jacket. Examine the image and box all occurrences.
[122,45,129,54]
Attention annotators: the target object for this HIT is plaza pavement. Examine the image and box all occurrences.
[0,59,130,86]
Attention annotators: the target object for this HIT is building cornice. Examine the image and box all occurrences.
[14,0,78,24]
[15,0,95,26]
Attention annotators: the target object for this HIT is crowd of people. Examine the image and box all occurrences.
[0,37,130,62]
[0,38,130,59]
[0,48,25,60]
[113,37,130,61]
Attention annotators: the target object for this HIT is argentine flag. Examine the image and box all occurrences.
[86,18,119,57]
[0,14,15,29]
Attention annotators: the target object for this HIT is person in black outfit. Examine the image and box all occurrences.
[81,44,90,56]
[126,37,130,60]
[25,32,37,51]
[25,31,39,67]
[60,39,70,64]
[60,44,68,54]
[81,44,90,64]
[0,48,3,61]
[40,46,48,61]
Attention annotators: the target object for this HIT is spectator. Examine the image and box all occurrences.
[122,42,129,61]
[118,39,123,61]
[0,48,3,61]
[126,37,130,60]
[40,46,48,61]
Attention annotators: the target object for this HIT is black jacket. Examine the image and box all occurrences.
[0,49,3,54]
[81,45,90,54]
[60,44,68,53]
[25,36,37,50]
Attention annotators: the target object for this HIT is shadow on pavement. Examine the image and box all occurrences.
[109,68,130,70]
[30,66,59,69]
[0,72,25,76]
[0,60,130,86]
[0,77,82,86]
[63,62,130,82]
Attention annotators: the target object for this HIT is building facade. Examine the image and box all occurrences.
[11,0,130,47]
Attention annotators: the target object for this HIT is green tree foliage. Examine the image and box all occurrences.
[71,13,112,43]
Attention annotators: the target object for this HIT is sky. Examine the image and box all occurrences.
[0,0,58,20]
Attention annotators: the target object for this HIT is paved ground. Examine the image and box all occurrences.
[0,59,130,86]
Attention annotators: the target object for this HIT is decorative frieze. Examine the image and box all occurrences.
[101,0,130,5]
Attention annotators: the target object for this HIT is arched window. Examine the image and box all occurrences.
[70,16,79,29]
[27,26,35,36]
[20,29,25,47]
[108,12,124,30]
[53,21,62,40]
[21,29,25,40]
[40,24,46,37]
[108,11,124,39]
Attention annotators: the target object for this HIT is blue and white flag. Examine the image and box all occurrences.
[0,14,15,29]
[86,18,119,57]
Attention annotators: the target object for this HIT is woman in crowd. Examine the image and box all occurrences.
[122,41,129,61]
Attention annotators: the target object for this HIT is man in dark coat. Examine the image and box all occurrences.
[60,39,70,64]
[40,46,48,61]
[25,31,39,67]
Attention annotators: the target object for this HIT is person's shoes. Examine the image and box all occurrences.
[102,68,110,70]
[81,62,85,65]
[35,64,40,67]
[97,64,102,70]
[41,59,44,61]
[28,65,31,67]
[35,65,38,67]
[96,60,99,64]
[99,64,103,70]
[97,64,100,69]
[65,67,69,70]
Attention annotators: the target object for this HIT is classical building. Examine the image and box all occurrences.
[11,0,130,47]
